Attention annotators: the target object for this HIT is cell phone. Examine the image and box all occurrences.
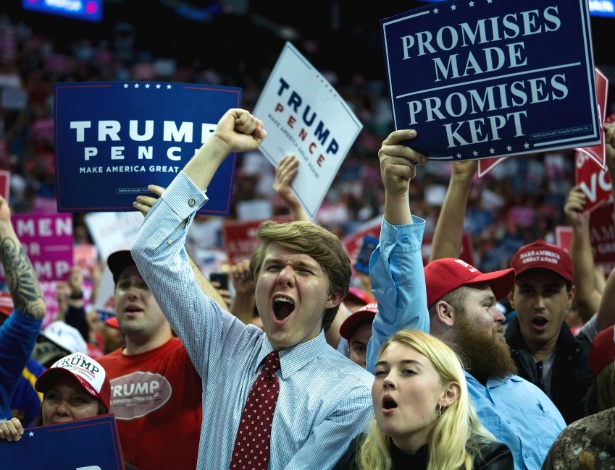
[354,235,379,275]
[209,272,229,291]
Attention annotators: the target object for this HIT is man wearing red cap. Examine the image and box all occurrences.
[504,124,615,425]
[339,302,378,368]
[367,128,565,470]
[504,239,610,424]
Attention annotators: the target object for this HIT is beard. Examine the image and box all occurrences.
[455,313,518,380]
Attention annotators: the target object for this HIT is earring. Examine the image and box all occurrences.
[437,404,446,417]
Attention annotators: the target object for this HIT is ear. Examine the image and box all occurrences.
[434,300,455,328]
[325,289,346,309]
[566,284,576,309]
[440,381,461,408]
[508,290,516,310]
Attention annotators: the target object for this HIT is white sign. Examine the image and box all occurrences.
[84,211,143,261]
[253,42,363,219]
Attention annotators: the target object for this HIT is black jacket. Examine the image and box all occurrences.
[505,316,593,424]
[333,435,513,470]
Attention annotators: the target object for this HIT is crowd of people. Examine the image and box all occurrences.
[0,11,608,276]
[0,107,613,469]
[0,7,615,470]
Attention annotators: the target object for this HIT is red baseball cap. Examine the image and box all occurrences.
[36,352,111,411]
[340,302,378,340]
[509,240,573,282]
[344,287,372,307]
[424,258,515,308]
[589,325,615,377]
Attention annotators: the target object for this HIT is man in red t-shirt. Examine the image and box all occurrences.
[98,250,203,470]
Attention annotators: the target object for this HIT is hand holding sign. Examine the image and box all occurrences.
[380,129,427,225]
[134,184,165,217]
[273,156,310,222]
[381,0,600,161]
[381,130,427,189]
[253,42,363,219]
[563,186,590,229]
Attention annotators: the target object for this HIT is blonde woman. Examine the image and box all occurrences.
[334,329,512,470]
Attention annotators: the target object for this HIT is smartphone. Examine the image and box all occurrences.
[354,235,379,275]
[209,272,229,291]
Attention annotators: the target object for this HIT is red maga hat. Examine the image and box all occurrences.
[424,258,515,308]
[509,240,573,282]
[340,303,378,340]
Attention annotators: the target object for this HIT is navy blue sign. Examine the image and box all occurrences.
[0,414,125,469]
[381,0,600,160]
[54,81,241,214]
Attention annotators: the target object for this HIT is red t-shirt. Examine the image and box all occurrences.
[98,338,202,470]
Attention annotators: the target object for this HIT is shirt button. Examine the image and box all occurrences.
[167,240,173,245]
[188,198,196,207]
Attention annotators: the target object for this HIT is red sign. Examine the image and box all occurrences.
[73,243,98,280]
[478,156,508,178]
[0,169,10,201]
[575,150,612,213]
[555,226,573,252]
[589,200,615,264]
[575,70,610,169]
[222,216,290,266]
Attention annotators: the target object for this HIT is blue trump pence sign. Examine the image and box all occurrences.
[0,414,125,469]
[54,82,241,214]
[381,0,601,160]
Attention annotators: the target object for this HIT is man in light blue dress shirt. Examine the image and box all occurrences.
[366,128,566,470]
[131,109,373,470]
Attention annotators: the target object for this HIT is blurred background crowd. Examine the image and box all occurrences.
[0,0,614,276]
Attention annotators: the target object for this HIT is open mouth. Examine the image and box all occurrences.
[273,297,295,320]
[532,317,548,327]
[382,397,397,410]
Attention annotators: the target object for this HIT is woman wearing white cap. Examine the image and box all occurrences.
[0,352,110,440]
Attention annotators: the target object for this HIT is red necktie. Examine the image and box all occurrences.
[229,351,280,470]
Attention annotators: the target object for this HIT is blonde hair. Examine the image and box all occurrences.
[359,329,497,470]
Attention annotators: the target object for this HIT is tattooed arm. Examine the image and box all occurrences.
[0,196,45,319]
[0,196,46,420]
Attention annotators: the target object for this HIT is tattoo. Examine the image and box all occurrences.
[0,237,46,319]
